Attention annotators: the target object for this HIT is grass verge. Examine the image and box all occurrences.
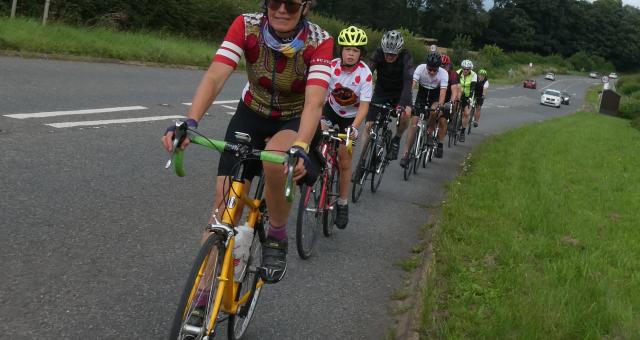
[423,112,640,338]
[0,17,217,67]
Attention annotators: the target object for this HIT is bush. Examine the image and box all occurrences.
[451,34,472,66]
[476,44,508,69]
[619,96,640,120]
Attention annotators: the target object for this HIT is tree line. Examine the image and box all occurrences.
[3,0,639,71]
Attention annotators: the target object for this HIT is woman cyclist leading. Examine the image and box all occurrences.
[162,0,334,283]
[323,26,372,229]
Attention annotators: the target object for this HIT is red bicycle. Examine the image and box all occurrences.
[295,127,353,259]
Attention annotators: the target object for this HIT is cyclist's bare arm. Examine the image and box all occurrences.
[188,62,235,122]
[161,62,234,152]
[298,85,327,145]
[438,87,447,107]
[353,101,370,130]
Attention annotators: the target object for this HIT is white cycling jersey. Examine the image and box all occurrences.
[413,64,449,90]
[327,58,373,118]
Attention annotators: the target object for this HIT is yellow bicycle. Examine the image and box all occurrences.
[167,122,296,339]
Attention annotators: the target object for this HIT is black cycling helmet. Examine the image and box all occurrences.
[426,52,442,68]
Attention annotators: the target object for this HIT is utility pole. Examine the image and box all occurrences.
[42,0,51,25]
[10,0,17,18]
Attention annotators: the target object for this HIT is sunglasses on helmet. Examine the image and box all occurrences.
[267,0,308,14]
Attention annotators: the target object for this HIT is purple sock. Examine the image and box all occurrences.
[267,224,287,241]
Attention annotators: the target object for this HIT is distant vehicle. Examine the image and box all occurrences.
[560,91,570,105]
[609,72,618,79]
[545,72,556,81]
[523,79,537,89]
[541,89,562,108]
[589,72,599,79]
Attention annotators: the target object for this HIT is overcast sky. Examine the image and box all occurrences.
[483,0,640,10]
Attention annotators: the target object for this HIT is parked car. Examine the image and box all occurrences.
[545,72,556,81]
[589,72,599,79]
[560,91,570,105]
[523,79,537,89]
[609,72,618,79]
[540,89,562,108]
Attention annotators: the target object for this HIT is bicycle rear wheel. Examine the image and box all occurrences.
[170,233,226,340]
[352,139,372,202]
[403,143,414,181]
[295,181,321,259]
[227,228,263,339]
[323,167,339,237]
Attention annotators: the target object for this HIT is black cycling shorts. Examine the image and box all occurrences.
[461,96,472,108]
[322,103,355,132]
[218,100,320,181]
[475,96,485,107]
[413,87,440,116]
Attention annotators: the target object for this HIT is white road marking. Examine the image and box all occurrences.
[226,112,235,115]
[46,115,183,128]
[222,105,236,110]
[4,106,148,119]
[182,100,239,106]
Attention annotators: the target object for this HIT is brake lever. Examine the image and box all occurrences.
[165,121,188,169]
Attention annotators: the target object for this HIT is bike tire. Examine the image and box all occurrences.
[170,233,226,340]
[227,229,264,339]
[371,130,390,193]
[413,127,423,174]
[352,139,372,203]
[322,167,339,237]
[295,182,321,259]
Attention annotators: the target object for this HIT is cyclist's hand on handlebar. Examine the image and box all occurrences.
[162,119,198,152]
[288,145,310,182]
[347,125,359,140]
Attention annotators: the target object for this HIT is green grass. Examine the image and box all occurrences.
[423,112,640,338]
[0,17,217,67]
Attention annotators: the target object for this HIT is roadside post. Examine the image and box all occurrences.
[42,0,50,25]
[11,0,17,18]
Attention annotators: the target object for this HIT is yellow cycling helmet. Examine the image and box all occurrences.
[338,26,368,47]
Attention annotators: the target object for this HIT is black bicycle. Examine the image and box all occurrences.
[351,103,396,202]
[447,101,462,148]
[403,106,439,180]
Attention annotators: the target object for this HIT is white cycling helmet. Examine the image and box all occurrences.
[381,30,404,54]
[461,59,474,69]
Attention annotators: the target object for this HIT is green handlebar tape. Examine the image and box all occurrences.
[260,152,286,164]
[190,135,226,152]
[173,150,185,177]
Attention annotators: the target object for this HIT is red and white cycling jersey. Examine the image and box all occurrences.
[326,58,373,118]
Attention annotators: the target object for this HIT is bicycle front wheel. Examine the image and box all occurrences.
[323,167,339,237]
[170,234,226,340]
[413,127,423,174]
[372,130,391,192]
[352,139,372,202]
[295,181,321,259]
[227,229,263,339]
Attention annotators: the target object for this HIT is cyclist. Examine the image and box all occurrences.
[360,30,413,161]
[441,54,461,143]
[323,26,372,229]
[162,0,333,283]
[400,51,447,167]
[456,59,477,142]
[473,69,489,127]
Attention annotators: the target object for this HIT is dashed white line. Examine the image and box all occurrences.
[4,106,148,119]
[222,105,236,110]
[182,99,239,106]
[46,115,183,128]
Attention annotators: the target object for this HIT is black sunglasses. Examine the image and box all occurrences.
[267,0,307,14]
[427,67,438,72]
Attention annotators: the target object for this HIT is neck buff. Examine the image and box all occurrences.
[262,19,307,58]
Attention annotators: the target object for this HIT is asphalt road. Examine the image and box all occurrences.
[0,56,601,339]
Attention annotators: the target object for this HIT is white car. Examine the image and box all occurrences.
[609,72,618,79]
[545,72,556,81]
[589,72,599,78]
[540,89,562,108]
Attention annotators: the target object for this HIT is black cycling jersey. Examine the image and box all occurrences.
[475,78,488,97]
[369,48,413,107]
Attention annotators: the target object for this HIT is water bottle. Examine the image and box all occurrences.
[233,224,252,282]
